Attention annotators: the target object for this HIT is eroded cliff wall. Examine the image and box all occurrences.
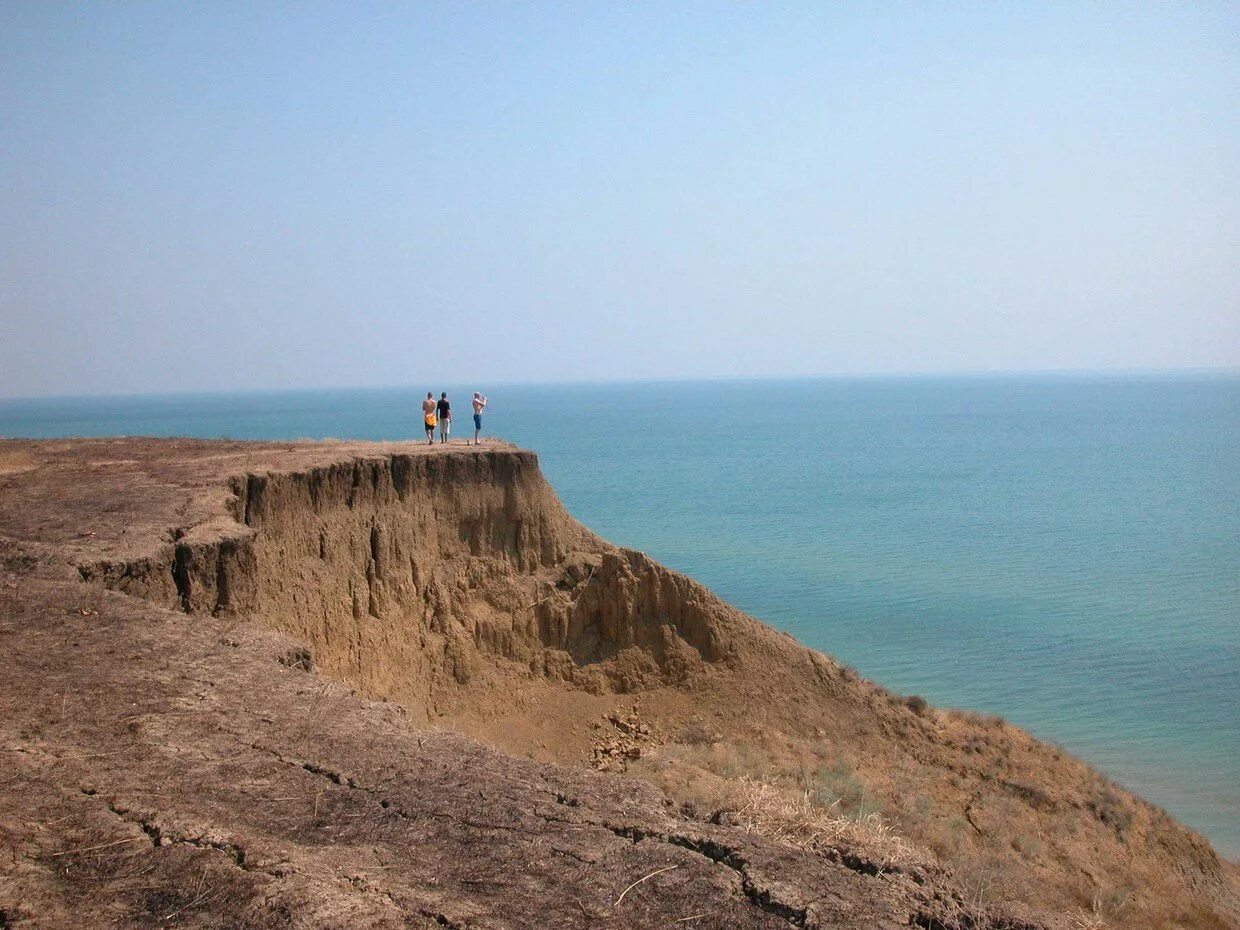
[161,450,736,715]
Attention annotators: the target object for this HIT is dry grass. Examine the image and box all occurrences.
[1067,908,1105,930]
[723,778,915,869]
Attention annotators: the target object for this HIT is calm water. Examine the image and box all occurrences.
[3,375,1237,856]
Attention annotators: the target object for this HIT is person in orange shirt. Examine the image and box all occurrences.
[421,392,436,445]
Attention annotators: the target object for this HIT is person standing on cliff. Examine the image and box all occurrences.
[471,392,487,445]
[436,392,451,443]
[422,392,436,445]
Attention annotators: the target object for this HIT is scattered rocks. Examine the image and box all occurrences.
[591,704,653,772]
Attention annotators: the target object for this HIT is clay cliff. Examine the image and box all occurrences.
[0,438,1235,929]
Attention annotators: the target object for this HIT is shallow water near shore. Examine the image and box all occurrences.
[3,373,1237,857]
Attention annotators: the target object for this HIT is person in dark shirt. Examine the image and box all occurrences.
[436,392,451,444]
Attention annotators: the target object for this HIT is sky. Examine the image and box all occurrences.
[1,2,1238,398]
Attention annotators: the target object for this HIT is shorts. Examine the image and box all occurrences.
[473,413,482,429]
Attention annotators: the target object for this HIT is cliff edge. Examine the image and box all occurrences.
[0,438,1235,929]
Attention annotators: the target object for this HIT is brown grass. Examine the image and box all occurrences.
[723,778,915,869]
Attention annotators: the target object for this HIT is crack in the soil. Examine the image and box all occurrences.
[300,759,362,789]
[250,743,369,792]
[255,742,960,928]
[253,743,556,839]
[549,844,599,865]
[107,800,252,872]
[344,874,421,920]
[963,792,985,837]
[819,846,901,878]
[419,910,467,930]
[99,791,437,922]
[605,824,808,927]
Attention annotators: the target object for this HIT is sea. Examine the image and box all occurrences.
[2,374,1237,857]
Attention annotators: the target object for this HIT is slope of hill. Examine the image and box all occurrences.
[0,438,1234,929]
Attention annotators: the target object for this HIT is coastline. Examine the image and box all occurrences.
[1,436,1235,928]
[2,375,1237,858]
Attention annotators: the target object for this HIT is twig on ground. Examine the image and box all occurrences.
[45,836,144,858]
[56,748,130,761]
[614,865,678,906]
[162,870,214,921]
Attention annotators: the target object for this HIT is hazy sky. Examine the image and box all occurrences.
[2,3,1238,397]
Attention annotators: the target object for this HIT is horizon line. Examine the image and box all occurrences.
[2,365,1239,405]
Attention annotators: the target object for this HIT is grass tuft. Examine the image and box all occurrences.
[724,778,915,868]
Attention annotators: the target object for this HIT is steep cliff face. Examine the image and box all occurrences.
[163,450,735,717]
[17,439,1233,930]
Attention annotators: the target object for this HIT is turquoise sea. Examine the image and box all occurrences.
[2,374,1237,857]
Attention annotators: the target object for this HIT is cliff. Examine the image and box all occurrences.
[0,438,1235,929]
